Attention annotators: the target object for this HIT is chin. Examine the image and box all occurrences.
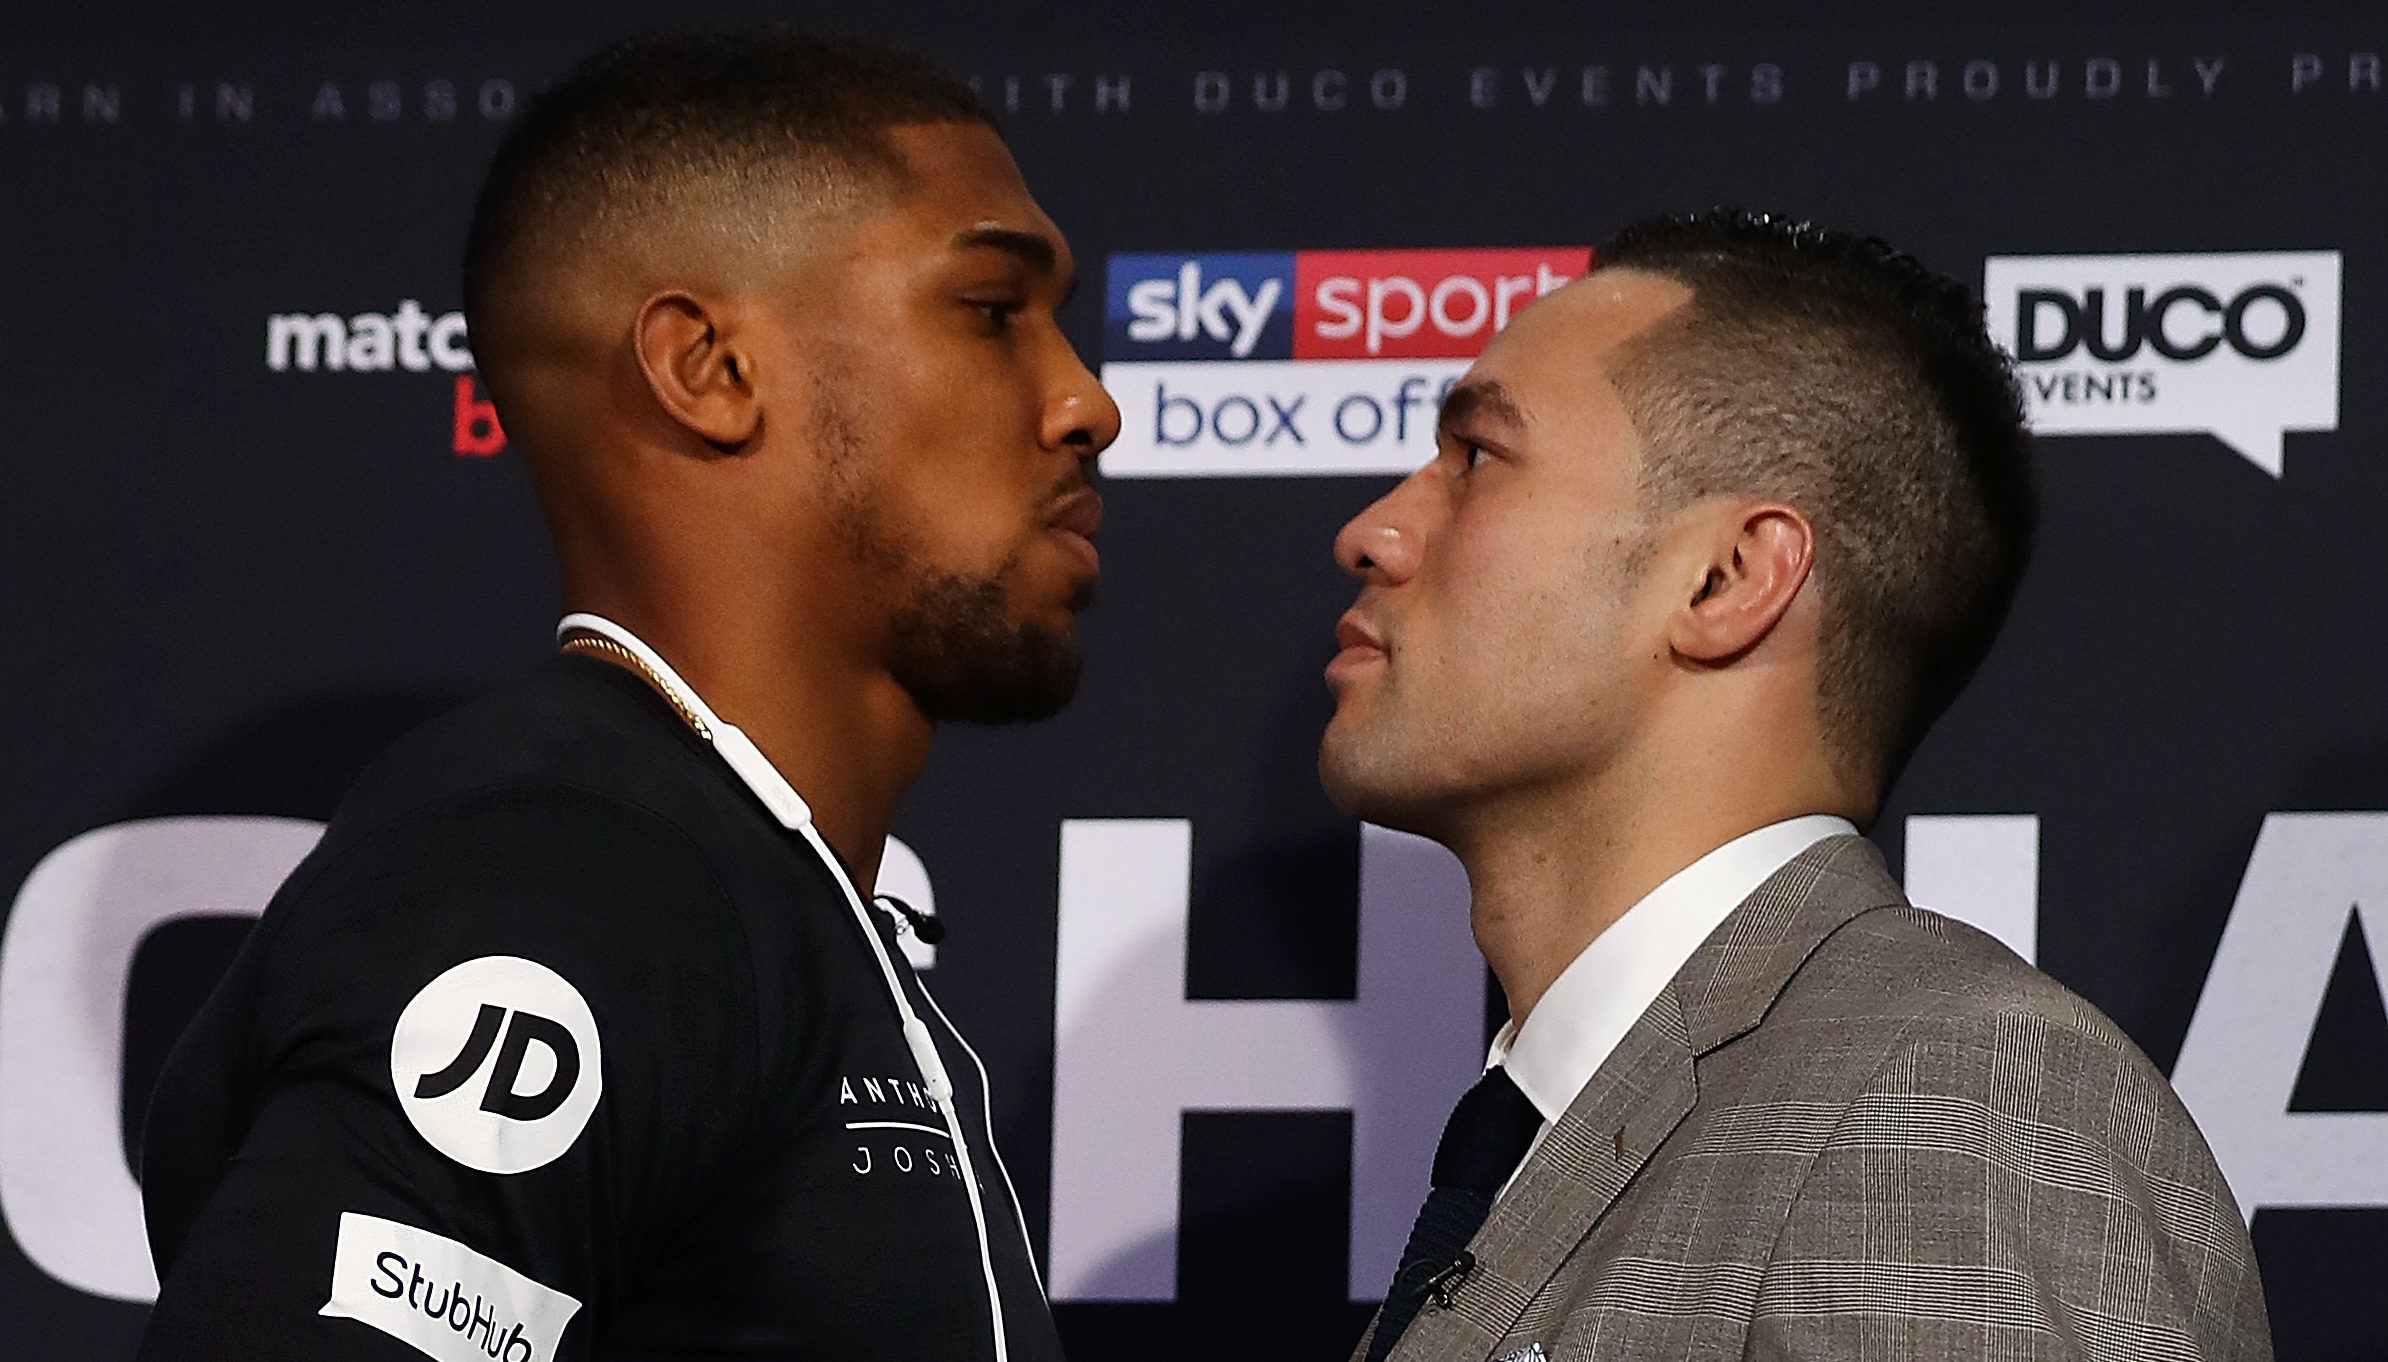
[1319,730,1411,826]
[1320,722,1477,844]
[1021,572,1097,628]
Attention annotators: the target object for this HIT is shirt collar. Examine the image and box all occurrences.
[1489,814,1858,1124]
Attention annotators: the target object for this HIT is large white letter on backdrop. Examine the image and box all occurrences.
[0,816,324,1302]
[2174,812,2388,1219]
[1904,814,2040,963]
[1049,819,1482,1302]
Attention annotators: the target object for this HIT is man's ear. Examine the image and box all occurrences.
[632,290,763,453]
[1667,499,1815,664]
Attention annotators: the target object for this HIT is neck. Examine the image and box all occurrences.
[1449,723,1855,1027]
[563,589,931,895]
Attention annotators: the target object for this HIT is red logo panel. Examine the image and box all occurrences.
[1292,247,1592,360]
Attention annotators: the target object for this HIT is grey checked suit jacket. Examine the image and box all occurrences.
[1357,834,2270,1362]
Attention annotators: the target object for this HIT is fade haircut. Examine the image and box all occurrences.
[1598,210,2036,797]
[462,29,989,364]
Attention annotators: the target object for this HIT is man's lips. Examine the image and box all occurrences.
[1047,488,1103,576]
[1326,612,1387,684]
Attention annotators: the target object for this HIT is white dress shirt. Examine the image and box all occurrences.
[1488,814,1857,1180]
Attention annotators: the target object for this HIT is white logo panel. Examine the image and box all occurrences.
[320,1211,581,1362]
[1983,250,2341,475]
[391,957,602,1175]
[1100,359,1466,478]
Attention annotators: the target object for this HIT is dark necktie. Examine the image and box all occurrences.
[1364,1065,1543,1362]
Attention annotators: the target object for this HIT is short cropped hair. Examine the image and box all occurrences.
[462,29,988,359]
[1597,210,2037,797]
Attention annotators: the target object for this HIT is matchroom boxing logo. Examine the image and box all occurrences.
[1982,251,2342,475]
[1098,247,1588,477]
[263,301,509,456]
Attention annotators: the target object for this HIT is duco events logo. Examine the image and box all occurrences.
[264,301,508,457]
[1983,252,2341,475]
[1099,247,1588,477]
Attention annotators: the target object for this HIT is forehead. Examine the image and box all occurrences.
[875,122,1070,271]
[1476,268,1694,389]
[1457,268,1693,444]
[1436,270,1693,500]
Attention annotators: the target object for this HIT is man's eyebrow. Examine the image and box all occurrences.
[1439,379,1526,432]
[953,225,1058,275]
[951,224,1076,305]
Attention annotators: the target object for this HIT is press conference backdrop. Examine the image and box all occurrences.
[2,1,2384,1357]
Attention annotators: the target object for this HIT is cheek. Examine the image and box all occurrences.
[848,394,1039,572]
[1424,513,1639,711]
[873,465,1033,577]
[887,318,1047,432]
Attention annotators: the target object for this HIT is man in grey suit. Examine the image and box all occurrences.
[1321,210,2269,1362]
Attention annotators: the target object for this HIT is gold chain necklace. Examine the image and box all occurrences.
[559,634,713,740]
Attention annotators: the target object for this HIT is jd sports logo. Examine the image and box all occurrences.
[412,1004,580,1121]
[391,957,603,1175]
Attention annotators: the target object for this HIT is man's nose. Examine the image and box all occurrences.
[1333,481,1427,584]
[1048,346,1123,461]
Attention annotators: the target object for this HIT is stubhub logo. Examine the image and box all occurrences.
[1101,247,1589,477]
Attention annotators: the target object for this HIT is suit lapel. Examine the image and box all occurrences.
[1386,984,1699,1362]
[1387,835,1904,1360]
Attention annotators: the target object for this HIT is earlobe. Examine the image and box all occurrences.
[632,291,764,454]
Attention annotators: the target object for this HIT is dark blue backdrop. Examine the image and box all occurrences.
[2,3,2384,1359]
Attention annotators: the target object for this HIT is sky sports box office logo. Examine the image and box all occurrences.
[1099,247,1589,477]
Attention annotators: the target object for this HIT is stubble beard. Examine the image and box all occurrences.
[1321,652,1613,844]
[820,388,1089,725]
[883,563,1088,724]
[1319,676,1447,834]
